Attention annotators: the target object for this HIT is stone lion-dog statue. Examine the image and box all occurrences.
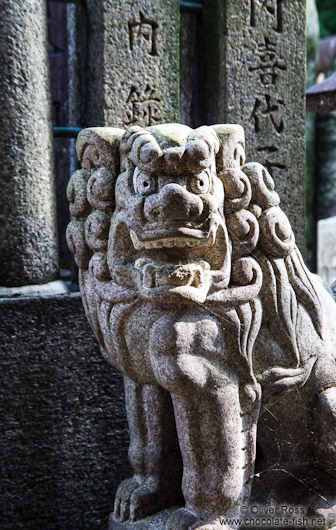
[67,124,336,530]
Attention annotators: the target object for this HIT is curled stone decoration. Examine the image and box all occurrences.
[67,124,336,530]
[242,162,280,210]
[223,168,252,213]
[258,206,295,257]
[66,219,92,271]
[226,209,259,258]
[87,168,116,214]
[85,210,111,253]
[67,169,92,220]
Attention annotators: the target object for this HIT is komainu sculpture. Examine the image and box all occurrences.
[67,124,336,530]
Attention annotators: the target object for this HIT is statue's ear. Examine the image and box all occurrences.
[67,127,124,273]
[75,128,125,216]
[76,127,125,173]
[210,124,245,173]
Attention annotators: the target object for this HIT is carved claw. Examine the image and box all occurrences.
[129,484,165,522]
[113,476,169,523]
[113,477,141,522]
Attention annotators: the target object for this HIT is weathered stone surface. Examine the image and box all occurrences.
[68,124,336,529]
[0,279,68,299]
[0,0,58,286]
[306,0,319,271]
[0,293,131,530]
[85,0,180,128]
[108,508,177,530]
[202,0,306,253]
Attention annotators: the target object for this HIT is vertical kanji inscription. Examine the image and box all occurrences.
[128,12,158,56]
[250,0,284,33]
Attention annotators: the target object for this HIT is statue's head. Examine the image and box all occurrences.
[108,123,248,302]
[68,123,296,305]
[67,121,323,366]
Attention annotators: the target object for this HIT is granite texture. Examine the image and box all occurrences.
[85,0,179,128]
[0,0,58,286]
[67,124,336,529]
[0,293,131,530]
[202,0,306,254]
[305,0,319,270]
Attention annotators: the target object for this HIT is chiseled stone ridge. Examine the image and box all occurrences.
[67,124,336,530]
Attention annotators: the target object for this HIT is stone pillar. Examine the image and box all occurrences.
[306,0,319,270]
[0,0,58,287]
[85,0,180,127]
[203,0,306,253]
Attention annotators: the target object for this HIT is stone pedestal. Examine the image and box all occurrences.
[109,509,176,530]
[0,0,58,286]
[0,292,131,530]
[85,0,180,127]
[203,0,306,253]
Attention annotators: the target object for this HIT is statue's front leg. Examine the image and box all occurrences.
[113,375,183,523]
[167,383,259,530]
[150,313,260,530]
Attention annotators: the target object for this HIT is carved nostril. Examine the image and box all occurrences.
[151,208,160,219]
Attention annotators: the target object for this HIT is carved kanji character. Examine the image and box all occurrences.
[249,36,286,85]
[251,94,284,134]
[128,12,158,56]
[250,0,284,33]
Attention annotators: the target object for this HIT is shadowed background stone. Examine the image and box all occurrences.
[0,294,131,530]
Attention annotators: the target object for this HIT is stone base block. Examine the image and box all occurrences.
[109,508,178,530]
[0,292,131,530]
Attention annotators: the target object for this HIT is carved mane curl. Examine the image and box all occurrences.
[221,161,323,366]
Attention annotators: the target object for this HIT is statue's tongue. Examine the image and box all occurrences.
[134,258,211,290]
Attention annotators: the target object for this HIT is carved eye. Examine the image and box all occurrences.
[189,171,210,194]
[134,170,156,196]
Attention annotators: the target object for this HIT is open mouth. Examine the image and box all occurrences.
[135,258,211,290]
[129,228,216,250]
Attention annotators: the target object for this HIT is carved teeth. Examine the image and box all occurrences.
[164,239,175,248]
[130,230,144,250]
[175,239,186,247]
[205,226,216,246]
[144,241,155,249]
[129,231,214,250]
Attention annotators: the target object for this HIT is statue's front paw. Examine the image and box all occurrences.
[129,483,167,522]
[113,477,141,522]
[113,476,168,523]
